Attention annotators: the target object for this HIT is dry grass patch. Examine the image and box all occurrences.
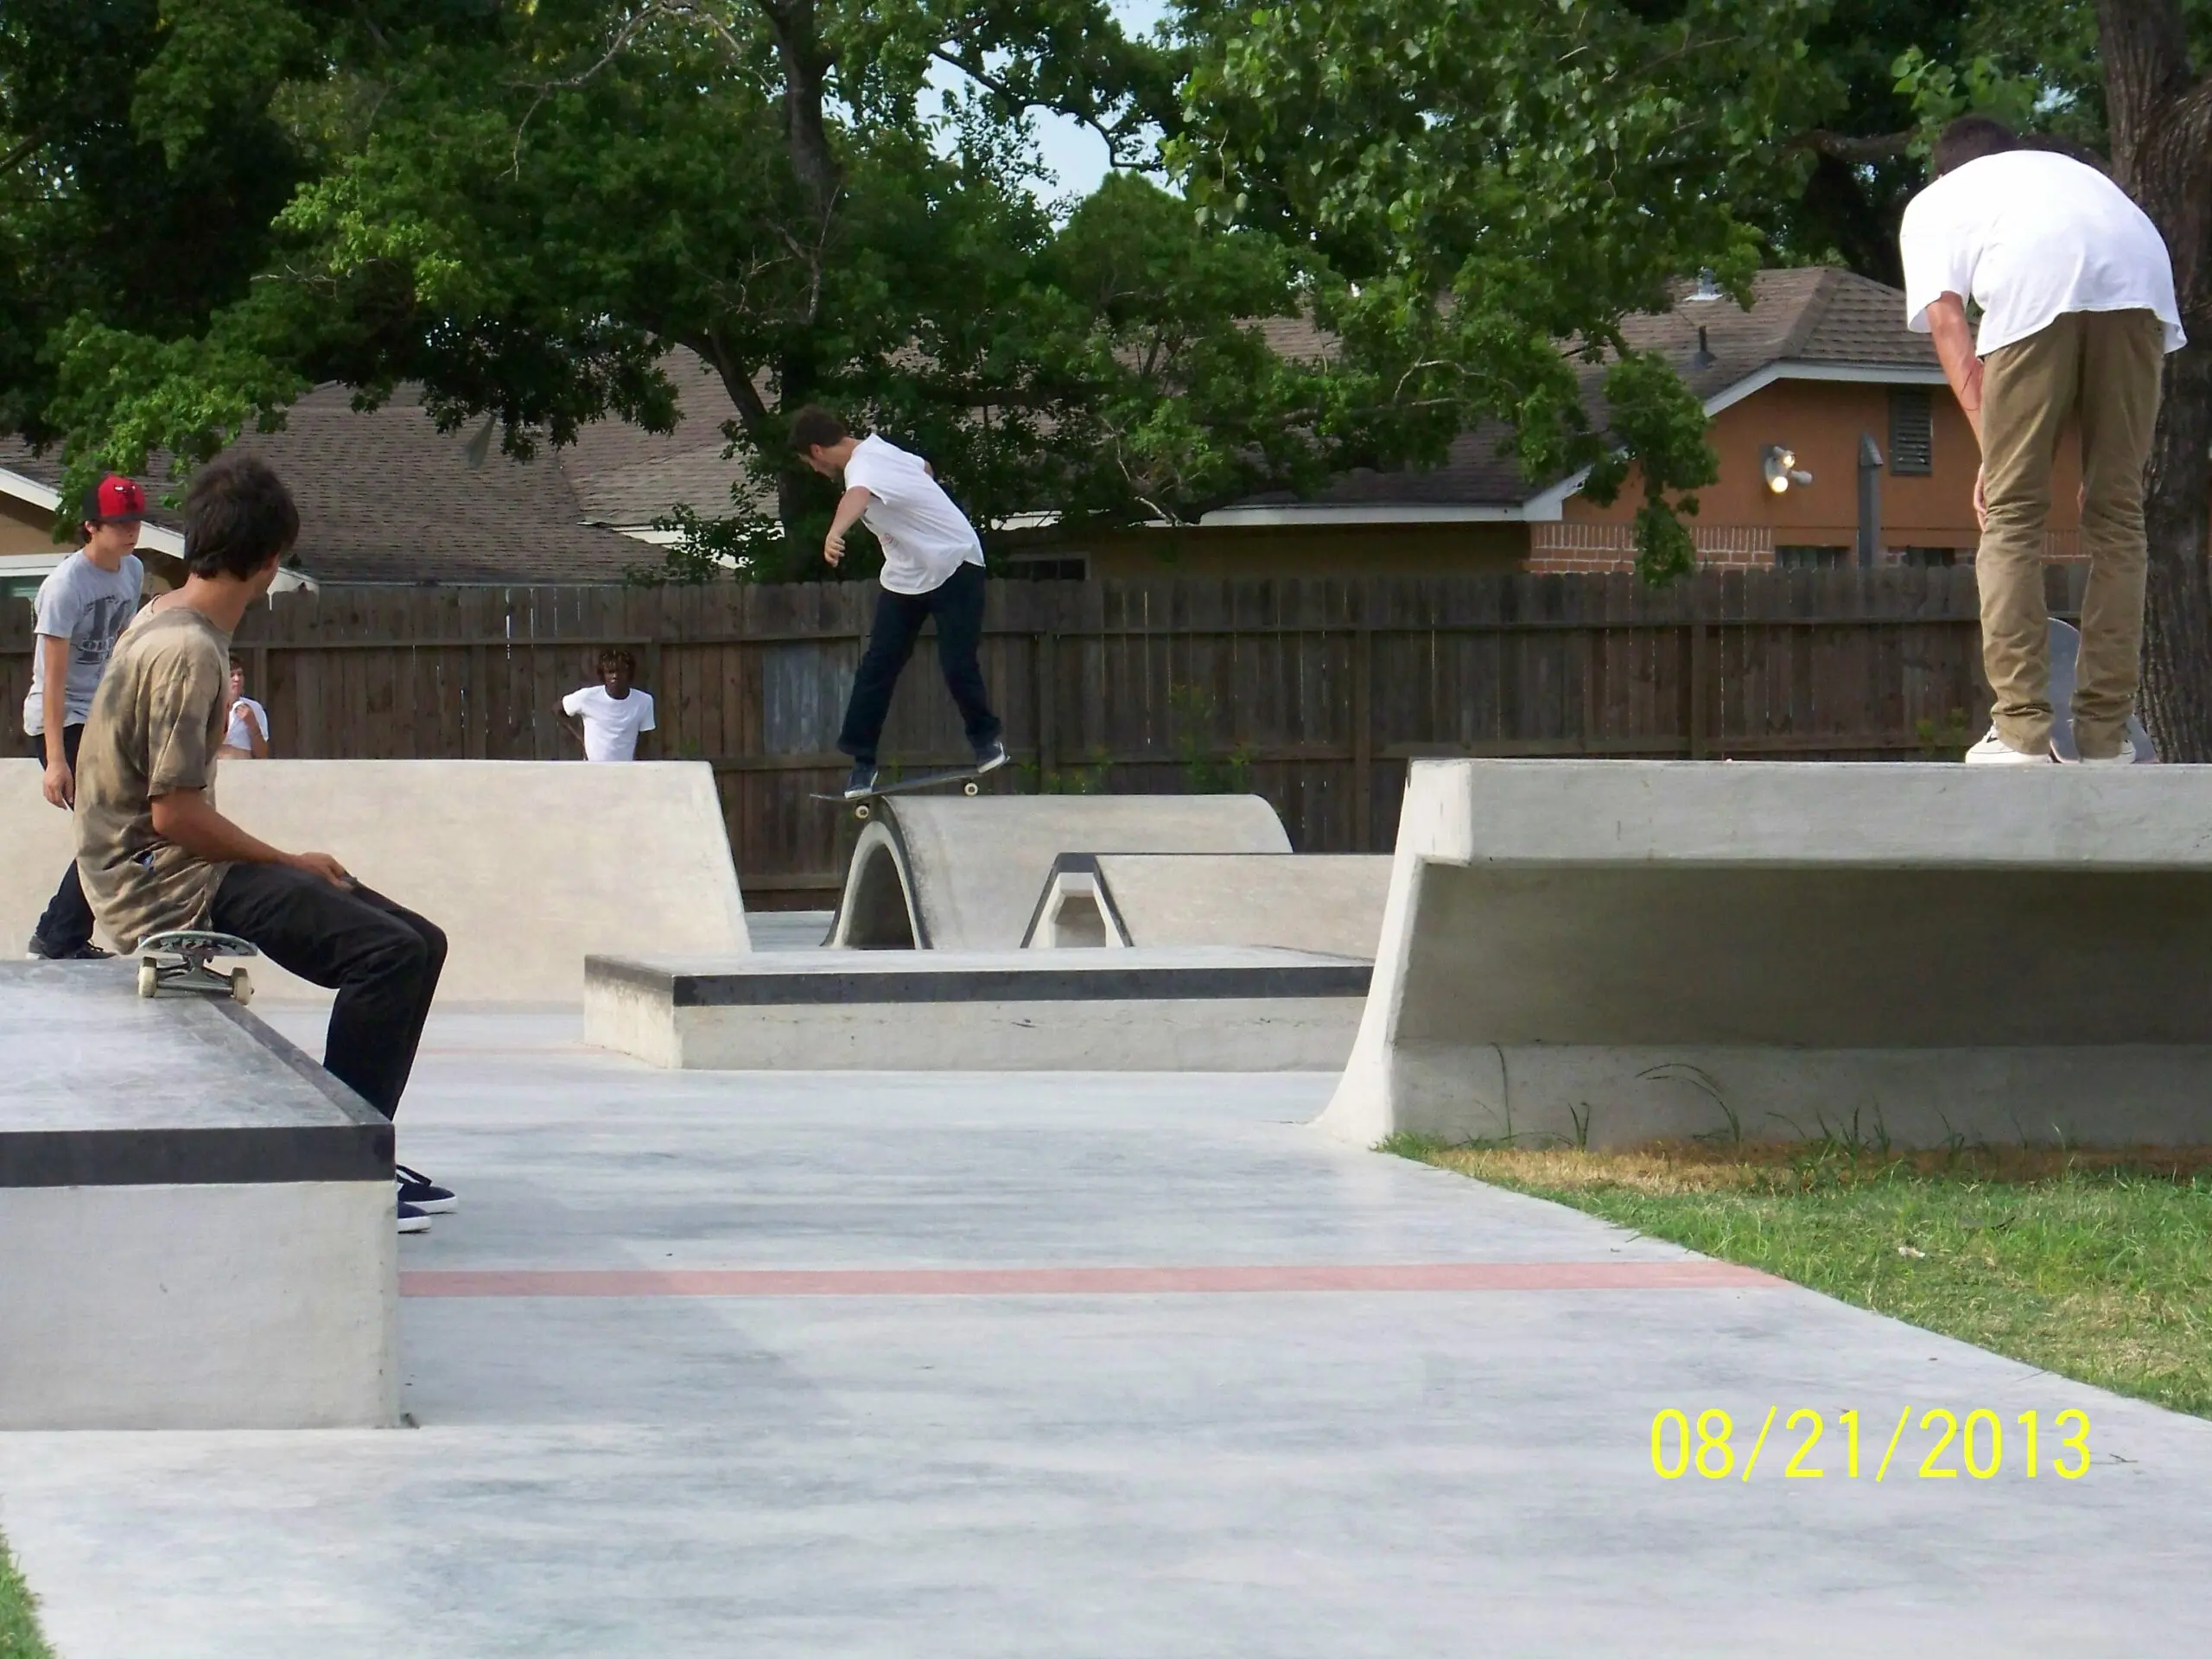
[1389,1135,2212,1419]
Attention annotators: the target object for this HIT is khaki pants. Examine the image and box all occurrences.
[1977,308,2165,756]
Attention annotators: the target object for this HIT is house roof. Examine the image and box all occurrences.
[555,349,763,528]
[1213,268,1944,520]
[0,385,662,585]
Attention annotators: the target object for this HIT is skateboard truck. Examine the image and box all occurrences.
[136,930,259,1004]
[814,765,984,821]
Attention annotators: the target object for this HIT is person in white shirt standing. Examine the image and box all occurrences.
[22,474,146,958]
[791,406,1007,798]
[560,648,657,760]
[219,656,271,760]
[1900,116,2185,764]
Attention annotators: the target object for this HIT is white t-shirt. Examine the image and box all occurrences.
[1900,150,2185,358]
[561,684,656,761]
[842,434,985,596]
[224,696,269,752]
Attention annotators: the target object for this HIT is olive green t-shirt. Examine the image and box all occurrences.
[73,606,232,951]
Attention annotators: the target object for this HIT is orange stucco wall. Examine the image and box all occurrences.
[1559,378,2076,559]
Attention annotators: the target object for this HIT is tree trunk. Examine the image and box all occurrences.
[2100,0,2212,757]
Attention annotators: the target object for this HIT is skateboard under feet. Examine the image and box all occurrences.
[137,930,259,1003]
[812,764,984,821]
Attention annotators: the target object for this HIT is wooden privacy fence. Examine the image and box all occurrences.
[3,567,2069,903]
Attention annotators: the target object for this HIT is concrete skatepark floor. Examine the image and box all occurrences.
[3,1002,2211,1656]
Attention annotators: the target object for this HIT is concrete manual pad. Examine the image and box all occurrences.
[0,758,751,1001]
[1325,759,2212,1148]
[830,792,1292,949]
[0,963,396,1429]
[585,946,1369,1069]
[1,1006,2209,1656]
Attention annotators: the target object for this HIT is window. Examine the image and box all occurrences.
[1,576,43,608]
[1000,553,1088,581]
[1889,388,1934,476]
[1895,546,1963,568]
[1775,544,1851,571]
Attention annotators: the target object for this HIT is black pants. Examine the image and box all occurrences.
[27,724,93,955]
[209,863,447,1121]
[836,563,1001,766]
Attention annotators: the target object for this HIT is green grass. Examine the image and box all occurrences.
[0,1532,51,1659]
[1387,1136,2212,1418]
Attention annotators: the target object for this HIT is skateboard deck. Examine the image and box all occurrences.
[2046,617,2158,762]
[137,929,259,1003]
[813,765,985,820]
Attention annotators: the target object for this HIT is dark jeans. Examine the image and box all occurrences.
[209,863,447,1121]
[26,724,94,955]
[836,563,1002,766]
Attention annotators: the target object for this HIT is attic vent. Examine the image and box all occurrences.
[1888,389,1934,476]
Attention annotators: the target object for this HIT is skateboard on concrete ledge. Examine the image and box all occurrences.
[137,930,258,1003]
[2046,617,2158,763]
[812,765,983,821]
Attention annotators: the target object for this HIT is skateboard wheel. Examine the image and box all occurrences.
[854,803,873,821]
[137,959,158,998]
[230,968,253,1005]
[963,780,979,796]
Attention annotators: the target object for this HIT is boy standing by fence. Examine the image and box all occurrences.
[559,648,656,760]
[791,408,1006,798]
[22,476,146,959]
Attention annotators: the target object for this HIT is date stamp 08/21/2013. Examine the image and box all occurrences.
[1651,1408,2094,1483]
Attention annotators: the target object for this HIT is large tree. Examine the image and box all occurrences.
[8,0,1376,578]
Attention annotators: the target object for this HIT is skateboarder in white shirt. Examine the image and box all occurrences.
[1899,116,2184,764]
[790,406,1007,798]
[560,649,657,760]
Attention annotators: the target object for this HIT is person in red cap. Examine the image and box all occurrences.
[22,474,147,959]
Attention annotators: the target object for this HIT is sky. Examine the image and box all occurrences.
[929,0,1174,203]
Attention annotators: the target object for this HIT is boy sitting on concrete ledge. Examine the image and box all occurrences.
[73,452,456,1235]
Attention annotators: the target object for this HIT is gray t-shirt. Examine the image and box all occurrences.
[23,550,145,734]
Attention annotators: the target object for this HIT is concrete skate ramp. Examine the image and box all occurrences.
[0,759,750,1001]
[1023,854,1390,958]
[1322,759,2212,1151]
[0,961,395,1428]
[830,794,1291,950]
[0,762,107,954]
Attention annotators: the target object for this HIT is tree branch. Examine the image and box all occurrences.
[1788,128,1913,166]
[927,46,1137,171]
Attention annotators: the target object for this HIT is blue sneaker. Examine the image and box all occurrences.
[842,762,880,800]
[397,1196,432,1235]
[972,739,1007,773]
[397,1164,457,1215]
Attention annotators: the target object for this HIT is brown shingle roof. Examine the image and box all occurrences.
[556,348,771,527]
[1237,268,1938,512]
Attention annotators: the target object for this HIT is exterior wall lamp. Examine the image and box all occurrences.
[1762,445,1814,494]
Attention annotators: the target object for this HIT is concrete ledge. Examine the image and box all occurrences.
[1321,760,2212,1149]
[587,948,1369,1070]
[1022,853,1391,957]
[0,963,397,1428]
[1,758,751,1001]
[830,794,1292,950]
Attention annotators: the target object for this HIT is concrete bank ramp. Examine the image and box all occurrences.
[0,961,394,1428]
[830,793,1291,950]
[0,759,750,1001]
[1024,853,1390,958]
[1322,759,2212,1152]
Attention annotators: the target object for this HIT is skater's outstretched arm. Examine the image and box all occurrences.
[823,486,872,568]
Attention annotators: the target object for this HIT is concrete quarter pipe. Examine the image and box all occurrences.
[1322,759,2212,1151]
[828,793,1292,950]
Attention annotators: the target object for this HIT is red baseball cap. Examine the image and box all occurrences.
[80,475,147,523]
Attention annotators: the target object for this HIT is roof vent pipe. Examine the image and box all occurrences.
[1691,326,1716,369]
[1688,269,1723,302]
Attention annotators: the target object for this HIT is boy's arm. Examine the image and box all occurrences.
[37,634,72,804]
[1924,293,1983,444]
[823,486,872,567]
[248,707,270,759]
[149,788,348,885]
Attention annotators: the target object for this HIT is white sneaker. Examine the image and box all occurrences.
[2069,744,2138,766]
[1963,728,2053,766]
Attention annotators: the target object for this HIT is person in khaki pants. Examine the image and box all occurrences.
[1901,116,2185,764]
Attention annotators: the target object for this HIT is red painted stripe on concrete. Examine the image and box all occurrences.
[400,1262,1779,1299]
